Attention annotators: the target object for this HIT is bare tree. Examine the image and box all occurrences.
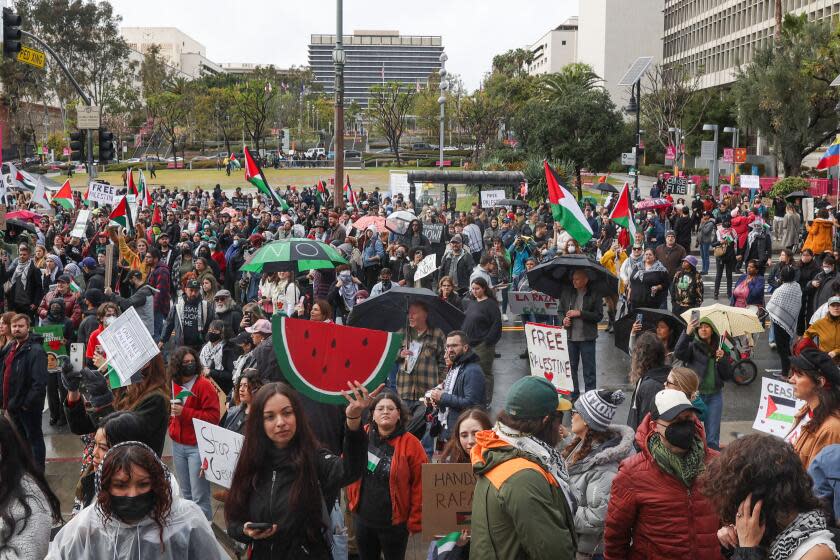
[368,82,415,166]
[640,64,710,150]
[775,0,783,43]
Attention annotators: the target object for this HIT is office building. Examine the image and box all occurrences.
[663,0,840,89]
[121,27,224,79]
[527,18,579,76]
[577,0,664,108]
[308,30,444,106]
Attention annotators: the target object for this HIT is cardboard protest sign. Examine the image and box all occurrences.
[422,463,477,540]
[524,322,573,393]
[33,325,68,356]
[87,181,119,205]
[193,418,244,489]
[480,189,506,208]
[96,307,160,385]
[70,209,90,238]
[415,253,437,280]
[753,377,806,439]
[508,291,559,316]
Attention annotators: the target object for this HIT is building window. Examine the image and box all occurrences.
[562,40,566,45]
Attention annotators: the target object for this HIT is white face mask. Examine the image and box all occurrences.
[824,267,833,275]
[104,316,116,327]
[566,246,576,254]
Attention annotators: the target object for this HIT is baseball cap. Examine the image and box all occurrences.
[245,318,272,335]
[56,274,72,284]
[81,257,97,269]
[186,279,200,289]
[232,331,254,346]
[450,234,463,244]
[652,389,699,421]
[214,289,231,300]
[829,296,840,306]
[665,229,676,237]
[127,270,143,281]
[504,376,571,420]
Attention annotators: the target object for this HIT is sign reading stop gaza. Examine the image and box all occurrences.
[525,322,573,393]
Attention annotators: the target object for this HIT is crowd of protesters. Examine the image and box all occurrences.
[0,172,838,560]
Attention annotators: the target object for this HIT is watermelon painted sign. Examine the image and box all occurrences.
[752,377,806,438]
[524,322,572,393]
[33,325,67,356]
[272,315,403,405]
[193,418,244,489]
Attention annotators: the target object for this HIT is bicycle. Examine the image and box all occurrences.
[724,334,758,386]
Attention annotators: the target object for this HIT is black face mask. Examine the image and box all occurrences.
[664,420,696,450]
[110,491,155,523]
[381,280,392,290]
[180,363,197,377]
[207,331,222,343]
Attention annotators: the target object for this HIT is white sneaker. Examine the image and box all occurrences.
[502,313,508,321]
[769,342,777,349]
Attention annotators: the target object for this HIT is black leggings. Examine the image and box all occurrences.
[714,257,734,297]
[354,516,409,560]
[773,321,793,376]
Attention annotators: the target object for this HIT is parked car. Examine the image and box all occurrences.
[412,142,433,151]
[304,147,326,158]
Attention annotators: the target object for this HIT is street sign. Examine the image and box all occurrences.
[700,140,717,161]
[734,147,747,164]
[621,153,635,166]
[666,145,676,159]
[62,147,70,156]
[723,148,734,163]
[77,105,101,130]
[16,46,45,69]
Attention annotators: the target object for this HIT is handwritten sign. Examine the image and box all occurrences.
[415,253,437,280]
[524,322,573,393]
[87,181,118,205]
[422,463,477,540]
[70,209,90,238]
[753,377,807,439]
[480,189,506,208]
[740,175,760,189]
[97,307,160,384]
[193,418,244,489]
[423,222,444,244]
[508,291,559,316]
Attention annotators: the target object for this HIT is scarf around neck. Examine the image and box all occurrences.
[13,259,31,290]
[769,510,831,560]
[648,433,705,487]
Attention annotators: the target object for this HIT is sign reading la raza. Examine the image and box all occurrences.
[193,419,244,489]
[524,322,573,393]
[87,181,119,205]
[508,291,559,316]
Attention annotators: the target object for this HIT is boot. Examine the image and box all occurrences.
[607,310,615,333]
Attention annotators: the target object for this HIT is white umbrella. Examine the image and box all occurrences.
[385,210,416,235]
[680,304,764,338]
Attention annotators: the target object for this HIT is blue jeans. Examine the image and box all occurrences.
[153,311,164,342]
[699,243,711,273]
[700,391,723,450]
[568,339,597,398]
[172,440,212,520]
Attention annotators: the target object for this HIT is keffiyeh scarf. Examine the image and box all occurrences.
[767,281,802,339]
[769,510,831,560]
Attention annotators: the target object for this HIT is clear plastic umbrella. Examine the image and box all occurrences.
[385,210,416,235]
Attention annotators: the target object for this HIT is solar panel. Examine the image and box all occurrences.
[618,56,654,86]
[831,73,840,87]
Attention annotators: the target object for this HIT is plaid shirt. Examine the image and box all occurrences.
[396,326,446,402]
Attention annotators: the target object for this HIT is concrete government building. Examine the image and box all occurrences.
[308,30,444,106]
[663,0,840,89]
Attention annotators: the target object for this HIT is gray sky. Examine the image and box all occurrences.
[109,0,578,91]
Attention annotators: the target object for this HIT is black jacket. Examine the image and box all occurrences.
[627,365,671,429]
[0,334,47,412]
[227,428,367,560]
[8,261,43,312]
[205,342,240,395]
[673,332,732,394]
[438,350,486,439]
[556,285,603,341]
[439,251,475,292]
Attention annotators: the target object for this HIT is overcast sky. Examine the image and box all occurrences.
[108,0,578,91]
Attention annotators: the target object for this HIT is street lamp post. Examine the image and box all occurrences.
[703,123,720,197]
[668,126,684,176]
[723,126,739,186]
[438,53,448,171]
[333,0,345,209]
[625,81,641,198]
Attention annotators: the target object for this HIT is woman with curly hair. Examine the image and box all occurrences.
[48,442,225,559]
[702,433,838,560]
[626,331,670,429]
[786,347,840,469]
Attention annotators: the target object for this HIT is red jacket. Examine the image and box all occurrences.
[346,426,427,533]
[730,213,755,249]
[38,289,82,328]
[604,414,723,560]
[168,375,220,446]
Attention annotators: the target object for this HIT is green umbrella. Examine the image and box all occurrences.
[240,238,347,274]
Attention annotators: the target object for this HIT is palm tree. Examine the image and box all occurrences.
[540,63,602,102]
[775,0,783,43]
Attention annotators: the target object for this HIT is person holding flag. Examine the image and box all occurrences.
[544,161,593,247]
[244,147,288,211]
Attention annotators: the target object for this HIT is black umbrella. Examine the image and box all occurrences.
[347,286,465,334]
[7,219,36,234]
[785,190,810,201]
[527,255,618,299]
[496,199,531,208]
[613,308,686,354]
[595,183,619,194]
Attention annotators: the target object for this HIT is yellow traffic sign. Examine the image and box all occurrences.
[17,46,46,69]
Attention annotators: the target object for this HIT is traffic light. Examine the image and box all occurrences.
[2,8,21,58]
[98,128,114,162]
[69,130,84,161]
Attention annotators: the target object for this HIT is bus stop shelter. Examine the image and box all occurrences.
[406,170,526,209]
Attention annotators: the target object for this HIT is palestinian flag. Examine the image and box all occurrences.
[127,168,138,197]
[68,279,81,294]
[82,187,90,207]
[52,179,75,211]
[608,182,636,238]
[151,202,163,226]
[172,382,195,402]
[316,180,327,206]
[244,147,288,211]
[544,160,593,245]
[427,532,464,560]
[109,195,134,230]
[344,176,358,208]
[7,162,38,191]
[766,393,798,423]
[138,170,152,208]
[720,330,734,354]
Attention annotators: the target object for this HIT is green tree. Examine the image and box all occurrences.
[195,85,241,155]
[732,14,840,175]
[540,63,602,100]
[147,80,191,166]
[640,63,711,151]
[491,48,534,78]
[140,43,173,100]
[458,89,506,164]
[234,68,280,153]
[367,82,415,165]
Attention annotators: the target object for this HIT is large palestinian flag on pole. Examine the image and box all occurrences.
[244,147,288,211]
[52,179,75,210]
[544,160,593,245]
[109,196,134,230]
[608,182,636,238]
[343,176,358,208]
[138,170,152,208]
[127,168,138,197]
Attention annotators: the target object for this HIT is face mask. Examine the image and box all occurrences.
[381,280,392,290]
[566,246,576,254]
[180,363,197,377]
[339,273,352,284]
[824,267,833,275]
[103,316,116,327]
[207,331,222,343]
[110,491,155,523]
[233,240,240,246]
[664,420,695,450]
